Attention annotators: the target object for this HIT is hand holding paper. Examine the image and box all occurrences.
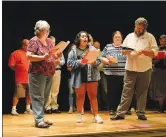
[49,41,70,55]
[81,50,100,64]
[122,47,135,55]
[106,55,118,63]
[100,57,110,65]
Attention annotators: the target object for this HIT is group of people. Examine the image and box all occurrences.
[8,17,166,128]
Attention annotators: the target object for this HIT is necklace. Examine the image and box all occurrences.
[78,47,87,51]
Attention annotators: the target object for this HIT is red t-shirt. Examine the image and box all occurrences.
[8,49,29,84]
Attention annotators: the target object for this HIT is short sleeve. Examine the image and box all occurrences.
[150,34,158,56]
[27,39,39,53]
[8,52,16,67]
[122,34,129,47]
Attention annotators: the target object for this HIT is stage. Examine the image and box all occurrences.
[3,111,166,137]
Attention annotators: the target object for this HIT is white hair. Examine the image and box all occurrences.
[34,20,50,35]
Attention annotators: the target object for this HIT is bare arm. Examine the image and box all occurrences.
[137,34,158,58]
[9,65,15,71]
[137,50,155,58]
[26,51,49,62]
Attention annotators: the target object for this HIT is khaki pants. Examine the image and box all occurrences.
[116,69,152,117]
[14,83,29,98]
[45,70,61,110]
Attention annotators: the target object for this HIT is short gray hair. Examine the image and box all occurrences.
[135,17,148,29]
[34,20,50,35]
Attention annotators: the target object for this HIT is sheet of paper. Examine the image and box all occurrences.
[49,41,70,55]
[82,50,100,64]
[154,51,165,59]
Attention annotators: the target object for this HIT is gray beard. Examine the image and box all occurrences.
[134,31,145,37]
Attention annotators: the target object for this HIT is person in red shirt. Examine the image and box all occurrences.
[8,39,33,115]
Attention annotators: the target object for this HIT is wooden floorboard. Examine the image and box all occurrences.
[3,111,166,137]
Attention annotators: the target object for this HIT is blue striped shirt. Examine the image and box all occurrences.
[101,43,126,76]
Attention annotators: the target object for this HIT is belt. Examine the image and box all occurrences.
[56,68,61,70]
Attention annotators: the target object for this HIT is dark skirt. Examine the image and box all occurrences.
[149,68,166,100]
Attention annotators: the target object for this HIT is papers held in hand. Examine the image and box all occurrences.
[100,56,118,65]
[122,47,135,51]
[81,50,100,64]
[153,51,166,59]
[49,41,70,55]
[106,56,118,63]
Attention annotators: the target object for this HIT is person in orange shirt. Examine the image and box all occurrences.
[8,39,33,115]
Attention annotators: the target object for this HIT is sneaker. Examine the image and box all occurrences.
[68,107,73,114]
[76,114,83,123]
[11,109,19,116]
[131,107,135,112]
[24,109,33,114]
[93,114,103,124]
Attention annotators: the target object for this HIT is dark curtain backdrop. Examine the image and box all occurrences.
[2,1,166,114]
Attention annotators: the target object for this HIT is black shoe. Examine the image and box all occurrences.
[126,111,132,115]
[52,109,61,113]
[109,110,116,115]
[110,115,124,120]
[138,115,147,120]
[158,108,164,113]
[45,109,52,114]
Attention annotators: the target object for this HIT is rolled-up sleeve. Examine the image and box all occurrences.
[122,35,129,48]
[150,35,158,56]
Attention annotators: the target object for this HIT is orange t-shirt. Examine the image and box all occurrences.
[8,49,29,84]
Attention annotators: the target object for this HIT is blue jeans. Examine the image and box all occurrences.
[68,78,76,108]
[29,73,53,123]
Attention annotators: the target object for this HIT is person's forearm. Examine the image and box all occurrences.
[60,60,65,66]
[9,66,15,71]
[143,50,155,58]
[27,54,45,62]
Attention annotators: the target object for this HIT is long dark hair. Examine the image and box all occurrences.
[74,31,90,46]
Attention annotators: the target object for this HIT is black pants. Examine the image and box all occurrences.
[97,71,108,110]
[106,75,123,111]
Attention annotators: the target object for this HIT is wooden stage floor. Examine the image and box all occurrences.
[3,111,166,137]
